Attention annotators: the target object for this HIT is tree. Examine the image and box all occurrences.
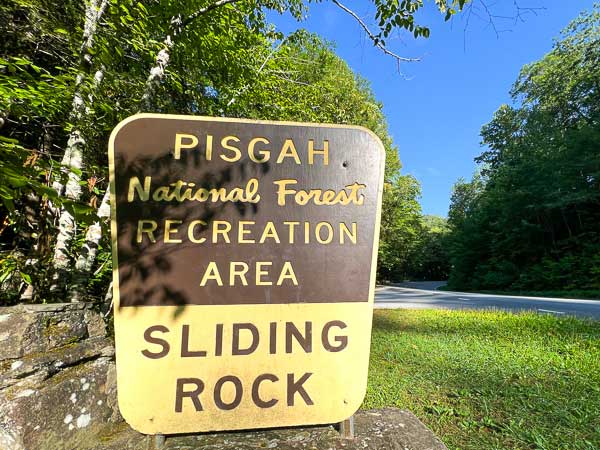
[8,0,543,301]
[7,0,478,303]
[377,175,423,281]
[446,5,600,293]
[406,215,451,281]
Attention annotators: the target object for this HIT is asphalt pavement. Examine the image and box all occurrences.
[374,282,600,320]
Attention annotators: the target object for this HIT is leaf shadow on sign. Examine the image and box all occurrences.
[114,146,269,318]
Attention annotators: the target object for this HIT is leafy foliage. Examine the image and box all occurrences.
[378,175,423,281]
[446,5,600,293]
[406,215,451,281]
[3,0,466,303]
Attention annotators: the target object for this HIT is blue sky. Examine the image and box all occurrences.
[268,1,596,216]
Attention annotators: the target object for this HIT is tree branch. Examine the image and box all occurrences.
[227,38,287,107]
[179,0,244,31]
[141,0,246,111]
[475,0,546,33]
[330,0,420,68]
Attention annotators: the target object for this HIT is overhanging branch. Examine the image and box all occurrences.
[331,0,420,69]
[180,0,244,31]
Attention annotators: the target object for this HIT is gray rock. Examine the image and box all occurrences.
[0,303,95,361]
[82,408,447,450]
[0,336,115,390]
[151,408,447,450]
[0,357,118,450]
[0,303,120,450]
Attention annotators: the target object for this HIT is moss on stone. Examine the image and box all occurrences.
[42,316,70,339]
[45,359,92,386]
[96,421,132,442]
[0,359,12,372]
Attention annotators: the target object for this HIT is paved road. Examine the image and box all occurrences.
[374,283,600,320]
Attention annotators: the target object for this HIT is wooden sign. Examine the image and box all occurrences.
[108,114,385,434]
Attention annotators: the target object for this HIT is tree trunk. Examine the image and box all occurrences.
[50,0,107,293]
[70,190,111,302]
[74,0,241,304]
[139,0,242,111]
[70,190,110,302]
[140,40,173,111]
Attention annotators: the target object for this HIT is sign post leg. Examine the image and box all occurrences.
[153,434,166,449]
[338,415,355,439]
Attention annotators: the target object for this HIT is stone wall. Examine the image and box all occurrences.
[0,303,119,450]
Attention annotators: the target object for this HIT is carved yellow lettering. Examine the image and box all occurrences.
[346,183,366,205]
[322,190,336,204]
[220,136,241,162]
[136,220,157,243]
[283,221,299,244]
[245,178,261,203]
[200,262,223,286]
[193,188,210,202]
[308,139,329,165]
[238,221,256,244]
[153,186,170,202]
[272,180,365,206]
[212,221,231,243]
[259,222,281,244]
[180,184,194,201]
[128,176,151,202]
[205,135,213,160]
[188,220,207,244]
[315,222,334,244]
[277,261,298,286]
[174,133,198,160]
[164,220,182,244]
[209,188,228,203]
[295,190,314,206]
[273,179,297,206]
[340,222,357,244]
[276,139,301,164]
[226,187,244,202]
[256,262,272,286]
[230,262,249,286]
[248,137,270,163]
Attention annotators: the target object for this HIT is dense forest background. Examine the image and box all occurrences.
[446,6,600,296]
[1,0,598,305]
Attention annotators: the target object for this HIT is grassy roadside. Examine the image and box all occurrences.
[436,286,600,300]
[365,309,600,450]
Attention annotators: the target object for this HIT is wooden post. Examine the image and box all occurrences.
[338,415,355,439]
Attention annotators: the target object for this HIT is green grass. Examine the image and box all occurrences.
[365,309,600,450]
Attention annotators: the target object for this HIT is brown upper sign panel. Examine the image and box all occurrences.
[110,114,385,307]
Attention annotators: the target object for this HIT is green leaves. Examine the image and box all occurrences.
[19,272,32,285]
[378,175,424,281]
[0,0,478,303]
[371,0,468,42]
[446,5,600,293]
[62,200,97,225]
